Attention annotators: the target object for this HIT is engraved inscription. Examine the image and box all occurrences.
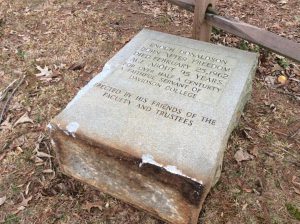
[95,82,216,127]
[120,39,237,105]
[93,40,238,128]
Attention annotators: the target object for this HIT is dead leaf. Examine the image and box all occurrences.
[234,148,254,163]
[242,203,248,211]
[292,176,300,187]
[36,65,60,82]
[243,130,253,140]
[82,201,103,213]
[15,147,23,155]
[0,153,7,161]
[42,169,54,173]
[34,156,44,164]
[13,206,25,214]
[19,195,32,207]
[12,194,32,214]
[265,75,276,87]
[0,116,12,130]
[68,61,85,71]
[35,65,52,77]
[25,182,31,195]
[54,63,67,70]
[271,64,282,72]
[0,196,6,206]
[243,188,253,193]
[36,151,52,158]
[250,147,259,157]
[293,187,300,195]
[14,113,34,126]
[278,0,288,4]
[10,135,26,149]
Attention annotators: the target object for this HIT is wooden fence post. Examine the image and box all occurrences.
[192,0,216,41]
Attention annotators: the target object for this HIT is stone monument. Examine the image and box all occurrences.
[49,29,258,224]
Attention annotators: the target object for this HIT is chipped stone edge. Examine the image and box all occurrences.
[48,121,79,138]
[48,122,203,185]
[140,154,202,184]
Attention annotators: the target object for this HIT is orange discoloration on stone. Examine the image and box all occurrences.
[50,128,209,224]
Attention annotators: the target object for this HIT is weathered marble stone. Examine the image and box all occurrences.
[49,29,258,224]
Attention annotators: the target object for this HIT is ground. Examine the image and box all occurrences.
[0,0,299,223]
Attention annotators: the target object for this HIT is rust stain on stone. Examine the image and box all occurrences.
[50,127,208,224]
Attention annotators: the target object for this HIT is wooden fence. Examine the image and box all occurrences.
[166,0,300,62]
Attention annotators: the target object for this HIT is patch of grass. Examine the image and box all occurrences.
[264,132,276,145]
[238,40,260,53]
[251,44,260,53]
[212,27,221,35]
[271,216,282,224]
[4,214,20,224]
[239,40,250,51]
[276,57,290,68]
[21,148,34,163]
[0,18,4,27]
[286,203,300,220]
[274,179,281,189]
[286,116,298,125]
[17,49,26,60]
[11,183,21,195]
[35,112,43,123]
[157,15,171,25]
[0,18,4,37]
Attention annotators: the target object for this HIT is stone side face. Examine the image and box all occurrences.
[51,128,204,224]
[49,29,258,224]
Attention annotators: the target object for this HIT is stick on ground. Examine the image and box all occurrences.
[0,75,26,124]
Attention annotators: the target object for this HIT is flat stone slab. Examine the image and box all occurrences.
[49,29,258,224]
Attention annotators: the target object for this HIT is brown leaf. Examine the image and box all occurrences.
[293,187,300,195]
[10,135,26,149]
[19,195,32,207]
[278,0,288,4]
[243,188,253,193]
[0,196,6,206]
[34,156,44,164]
[0,116,12,130]
[35,65,52,77]
[36,151,52,158]
[265,75,276,87]
[271,64,282,72]
[234,148,254,163]
[68,61,85,71]
[25,182,31,195]
[42,169,54,173]
[0,152,7,162]
[293,66,300,77]
[292,176,300,188]
[82,201,103,213]
[14,113,34,126]
[249,147,259,157]
[13,195,32,214]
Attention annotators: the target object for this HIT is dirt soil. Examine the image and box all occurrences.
[0,0,300,223]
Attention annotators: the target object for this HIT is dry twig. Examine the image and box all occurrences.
[0,75,26,124]
[0,79,18,101]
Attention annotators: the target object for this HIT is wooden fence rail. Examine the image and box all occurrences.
[166,0,300,62]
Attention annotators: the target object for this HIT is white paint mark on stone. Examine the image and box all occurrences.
[66,122,79,137]
[47,123,53,130]
[164,165,184,176]
[140,154,161,167]
[140,154,202,184]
